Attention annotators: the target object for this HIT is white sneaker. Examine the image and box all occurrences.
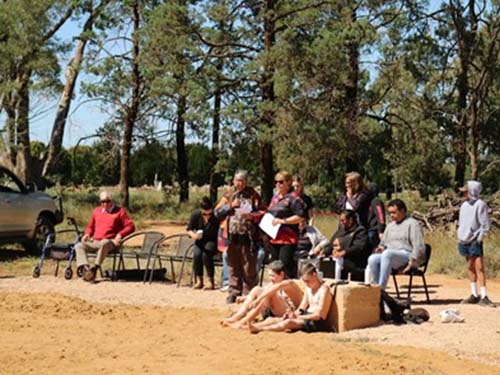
[220,285,229,292]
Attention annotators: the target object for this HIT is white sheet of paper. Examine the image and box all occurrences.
[234,201,252,216]
[258,212,280,239]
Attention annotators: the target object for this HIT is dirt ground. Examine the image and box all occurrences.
[1,273,499,375]
[1,222,499,374]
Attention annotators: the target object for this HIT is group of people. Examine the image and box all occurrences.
[74,171,494,335]
[209,170,391,305]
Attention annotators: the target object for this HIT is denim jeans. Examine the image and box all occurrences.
[222,251,229,287]
[367,249,411,290]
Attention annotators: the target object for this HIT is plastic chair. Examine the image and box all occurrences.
[391,244,432,304]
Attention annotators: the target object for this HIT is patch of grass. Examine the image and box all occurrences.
[427,228,500,278]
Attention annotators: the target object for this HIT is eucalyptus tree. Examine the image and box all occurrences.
[82,0,157,208]
[0,0,75,182]
[43,0,113,179]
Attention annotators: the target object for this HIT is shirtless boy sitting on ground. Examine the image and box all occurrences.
[248,262,332,334]
[221,260,303,328]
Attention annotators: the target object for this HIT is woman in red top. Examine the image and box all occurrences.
[267,171,305,278]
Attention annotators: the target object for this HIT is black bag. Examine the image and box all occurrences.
[380,290,409,323]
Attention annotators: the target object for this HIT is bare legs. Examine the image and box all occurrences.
[248,318,304,334]
[467,256,486,287]
[221,287,289,328]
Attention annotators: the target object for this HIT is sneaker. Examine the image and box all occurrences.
[220,285,229,292]
[226,294,238,304]
[460,294,480,304]
[478,296,496,308]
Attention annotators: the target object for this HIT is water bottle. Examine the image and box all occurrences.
[334,260,342,281]
[364,266,371,285]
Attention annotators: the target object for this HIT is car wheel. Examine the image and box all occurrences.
[24,216,55,255]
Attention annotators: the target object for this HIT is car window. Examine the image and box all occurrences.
[0,170,23,193]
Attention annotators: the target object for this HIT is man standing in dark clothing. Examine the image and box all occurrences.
[366,183,386,250]
[325,210,369,281]
[215,170,263,303]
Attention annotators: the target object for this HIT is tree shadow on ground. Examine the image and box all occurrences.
[0,248,31,261]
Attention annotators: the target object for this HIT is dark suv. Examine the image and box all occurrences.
[0,166,63,253]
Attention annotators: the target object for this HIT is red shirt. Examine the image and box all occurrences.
[85,206,135,241]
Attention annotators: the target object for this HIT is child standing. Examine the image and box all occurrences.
[457,180,495,307]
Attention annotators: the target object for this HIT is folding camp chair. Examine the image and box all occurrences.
[391,244,432,304]
[149,234,195,286]
[114,231,165,282]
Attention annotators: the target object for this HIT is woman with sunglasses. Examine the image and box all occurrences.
[187,196,220,290]
[266,171,306,278]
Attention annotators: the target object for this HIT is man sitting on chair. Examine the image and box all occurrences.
[76,191,135,282]
[367,199,425,290]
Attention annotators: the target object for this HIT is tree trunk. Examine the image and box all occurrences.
[43,1,109,177]
[15,70,32,183]
[260,0,277,205]
[2,93,17,168]
[450,0,477,188]
[344,6,360,172]
[209,60,222,204]
[176,94,189,203]
[119,0,141,209]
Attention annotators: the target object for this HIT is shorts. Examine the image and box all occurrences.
[261,307,275,320]
[301,318,331,333]
[458,241,483,257]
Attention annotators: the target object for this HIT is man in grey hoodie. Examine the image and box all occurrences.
[457,180,495,307]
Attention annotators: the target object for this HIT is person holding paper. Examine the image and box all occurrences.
[266,171,306,279]
[214,170,263,304]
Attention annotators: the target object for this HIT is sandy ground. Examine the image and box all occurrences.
[1,222,499,374]
[1,273,499,375]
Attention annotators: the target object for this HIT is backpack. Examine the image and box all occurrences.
[380,290,408,324]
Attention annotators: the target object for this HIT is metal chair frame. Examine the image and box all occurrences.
[391,244,432,304]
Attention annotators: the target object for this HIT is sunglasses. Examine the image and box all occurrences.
[202,213,212,217]
[275,180,284,184]
[100,200,111,204]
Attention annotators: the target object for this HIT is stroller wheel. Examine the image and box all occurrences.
[32,266,41,278]
[64,267,73,280]
[77,265,85,278]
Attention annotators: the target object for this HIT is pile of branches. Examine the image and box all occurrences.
[413,191,500,231]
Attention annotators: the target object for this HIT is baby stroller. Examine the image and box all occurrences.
[32,217,81,280]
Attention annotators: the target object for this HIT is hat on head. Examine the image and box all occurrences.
[99,191,112,201]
